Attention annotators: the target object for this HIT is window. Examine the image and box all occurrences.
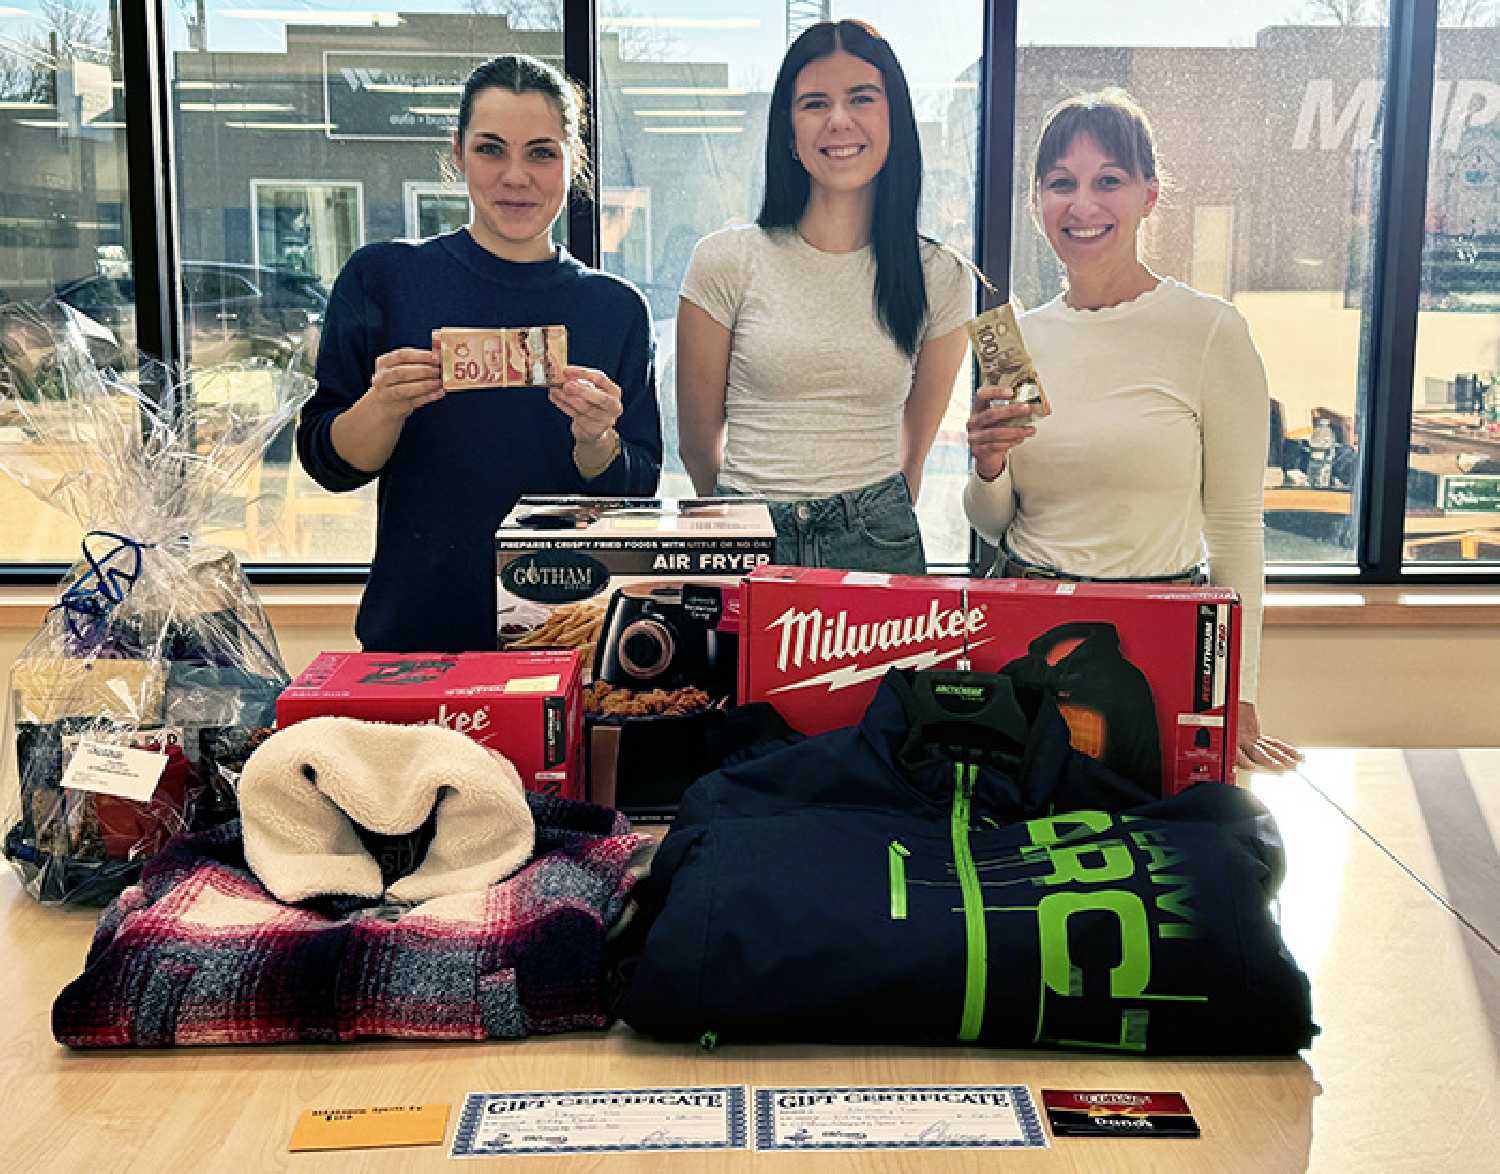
[251,180,364,282]
[601,186,652,285]
[4,3,1492,588]
[405,181,471,237]
[1403,21,1500,567]
[0,1,133,563]
[1191,205,1235,299]
[166,4,566,565]
[595,2,983,567]
[1014,3,1392,569]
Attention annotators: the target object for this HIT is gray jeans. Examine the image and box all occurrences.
[718,472,927,575]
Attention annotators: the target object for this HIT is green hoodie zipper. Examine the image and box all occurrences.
[951,762,987,1042]
[888,840,910,920]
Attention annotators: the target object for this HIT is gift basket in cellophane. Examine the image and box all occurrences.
[0,303,313,904]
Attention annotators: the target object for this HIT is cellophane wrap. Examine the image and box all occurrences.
[0,303,312,904]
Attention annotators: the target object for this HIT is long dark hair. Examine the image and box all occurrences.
[758,20,927,358]
[455,53,592,189]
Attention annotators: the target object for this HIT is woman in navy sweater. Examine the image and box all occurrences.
[297,55,661,652]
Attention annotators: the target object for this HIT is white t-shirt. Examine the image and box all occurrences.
[680,224,973,500]
[962,278,1269,700]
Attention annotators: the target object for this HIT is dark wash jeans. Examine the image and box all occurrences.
[718,471,927,575]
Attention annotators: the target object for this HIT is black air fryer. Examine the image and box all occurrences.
[594,582,737,700]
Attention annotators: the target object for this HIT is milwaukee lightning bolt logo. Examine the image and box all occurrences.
[765,599,992,694]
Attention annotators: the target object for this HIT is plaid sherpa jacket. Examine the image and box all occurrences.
[53,792,651,1048]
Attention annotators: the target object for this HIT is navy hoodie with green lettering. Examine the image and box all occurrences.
[617,669,1315,1054]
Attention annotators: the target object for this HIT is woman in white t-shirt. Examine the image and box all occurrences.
[963,88,1299,772]
[676,19,972,574]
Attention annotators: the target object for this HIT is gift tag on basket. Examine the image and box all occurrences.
[58,736,173,803]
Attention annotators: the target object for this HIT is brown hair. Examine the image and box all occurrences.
[1031,88,1162,199]
[453,53,592,189]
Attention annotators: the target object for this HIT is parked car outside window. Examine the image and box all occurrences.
[53,261,328,369]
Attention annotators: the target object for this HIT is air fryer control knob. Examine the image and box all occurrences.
[618,618,675,679]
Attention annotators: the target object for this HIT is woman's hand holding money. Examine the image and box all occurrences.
[330,345,446,475]
[967,378,1037,482]
[368,345,445,420]
[553,364,624,478]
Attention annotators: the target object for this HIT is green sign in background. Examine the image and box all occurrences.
[1440,475,1500,513]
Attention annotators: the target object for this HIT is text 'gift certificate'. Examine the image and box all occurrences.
[755,1085,1046,1152]
[450,1087,748,1157]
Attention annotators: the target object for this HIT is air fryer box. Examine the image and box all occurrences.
[494,496,775,649]
[276,650,583,799]
[739,566,1241,797]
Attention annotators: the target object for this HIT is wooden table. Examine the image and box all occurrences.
[1411,415,1500,461]
[2,751,1497,1172]
[1263,486,1352,516]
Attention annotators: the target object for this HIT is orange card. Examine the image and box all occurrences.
[288,1103,450,1152]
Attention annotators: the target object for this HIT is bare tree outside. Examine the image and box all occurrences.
[1298,0,1379,23]
[0,0,114,102]
[0,40,52,102]
[39,0,113,59]
[463,0,563,27]
[1437,0,1500,24]
[462,0,679,61]
[1298,0,1498,24]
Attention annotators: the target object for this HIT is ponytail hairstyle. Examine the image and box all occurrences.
[758,20,928,358]
[454,53,593,192]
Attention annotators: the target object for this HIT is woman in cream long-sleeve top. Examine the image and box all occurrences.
[964,88,1299,772]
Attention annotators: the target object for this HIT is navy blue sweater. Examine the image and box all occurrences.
[298,230,661,652]
[619,670,1316,1054]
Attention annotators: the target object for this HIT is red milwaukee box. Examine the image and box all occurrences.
[277,651,583,799]
[739,566,1240,797]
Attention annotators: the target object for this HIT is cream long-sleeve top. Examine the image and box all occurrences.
[963,277,1270,700]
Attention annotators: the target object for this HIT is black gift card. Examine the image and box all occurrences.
[1042,1090,1200,1139]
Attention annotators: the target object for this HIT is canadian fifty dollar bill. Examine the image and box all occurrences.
[434,325,567,390]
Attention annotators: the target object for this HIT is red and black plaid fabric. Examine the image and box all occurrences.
[53,792,649,1047]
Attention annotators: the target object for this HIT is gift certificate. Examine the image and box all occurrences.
[754,1085,1046,1152]
[450,1087,748,1157]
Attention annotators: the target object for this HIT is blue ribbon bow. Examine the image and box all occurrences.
[49,530,154,644]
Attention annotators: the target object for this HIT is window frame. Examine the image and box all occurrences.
[8,0,1487,587]
[403,181,472,238]
[249,178,367,281]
